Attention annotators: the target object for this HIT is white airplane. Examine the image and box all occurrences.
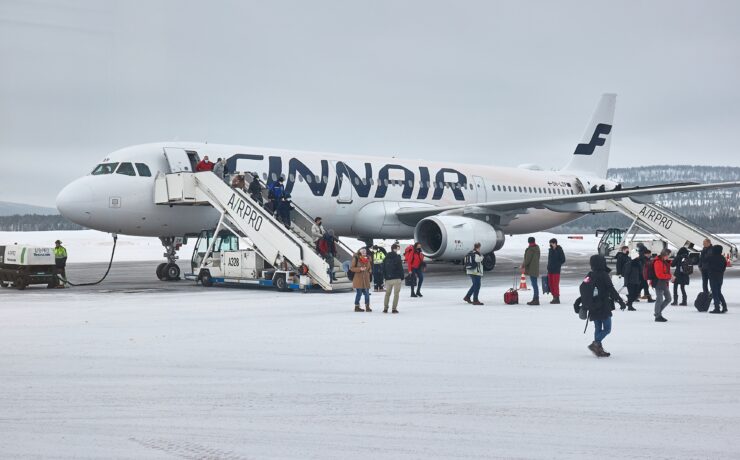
[56,94,739,277]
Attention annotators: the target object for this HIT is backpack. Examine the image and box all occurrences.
[347,257,356,281]
[681,258,693,275]
[643,257,657,283]
[694,291,711,312]
[464,251,477,270]
[577,273,598,319]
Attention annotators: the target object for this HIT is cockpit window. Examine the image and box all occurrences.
[91,163,119,175]
[116,162,136,176]
[135,163,152,177]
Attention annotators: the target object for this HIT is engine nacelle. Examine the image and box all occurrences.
[414,216,505,259]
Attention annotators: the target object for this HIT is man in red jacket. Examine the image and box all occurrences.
[195,155,215,172]
[404,242,425,298]
[653,249,675,322]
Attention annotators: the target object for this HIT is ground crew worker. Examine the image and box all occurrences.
[372,244,386,292]
[54,240,68,288]
[382,243,404,313]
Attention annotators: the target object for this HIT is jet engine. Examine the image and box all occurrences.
[414,216,505,259]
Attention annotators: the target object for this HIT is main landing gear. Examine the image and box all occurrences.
[157,236,183,281]
[482,252,496,272]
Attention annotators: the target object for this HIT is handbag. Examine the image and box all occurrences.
[405,272,417,287]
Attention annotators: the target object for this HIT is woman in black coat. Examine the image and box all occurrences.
[671,247,691,306]
[707,245,727,313]
[586,255,625,357]
[621,256,641,311]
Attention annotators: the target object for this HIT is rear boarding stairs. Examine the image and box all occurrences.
[154,171,355,292]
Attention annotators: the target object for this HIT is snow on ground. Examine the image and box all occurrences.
[2,267,740,458]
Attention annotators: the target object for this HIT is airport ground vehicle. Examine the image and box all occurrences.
[0,245,58,290]
[185,230,313,292]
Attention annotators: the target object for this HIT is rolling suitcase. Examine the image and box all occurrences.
[504,272,519,305]
[694,291,712,312]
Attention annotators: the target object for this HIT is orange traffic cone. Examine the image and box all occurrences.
[519,271,528,290]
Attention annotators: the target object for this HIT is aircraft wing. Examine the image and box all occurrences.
[395,181,740,226]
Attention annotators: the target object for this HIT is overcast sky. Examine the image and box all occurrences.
[1,0,739,206]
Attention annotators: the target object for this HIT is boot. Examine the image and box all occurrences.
[416,291,423,298]
[721,306,728,313]
[550,296,560,304]
[655,316,668,322]
[588,341,600,357]
[680,298,687,306]
[365,304,372,312]
[646,296,656,303]
[527,298,540,306]
[472,300,484,305]
[597,342,611,357]
[709,307,721,314]
[411,289,417,298]
[671,300,678,306]
[463,296,473,304]
[383,307,388,313]
[628,305,637,311]
[354,305,364,312]
[392,309,399,314]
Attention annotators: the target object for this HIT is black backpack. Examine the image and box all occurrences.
[347,257,356,281]
[576,273,598,319]
[681,258,694,275]
[694,291,711,312]
[464,251,477,270]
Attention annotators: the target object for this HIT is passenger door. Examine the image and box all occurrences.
[164,147,195,173]
[473,175,487,203]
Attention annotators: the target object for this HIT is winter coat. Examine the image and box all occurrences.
[523,244,540,277]
[615,251,630,276]
[268,183,285,200]
[311,223,325,243]
[196,160,214,171]
[622,257,642,287]
[382,252,405,281]
[707,245,727,281]
[700,245,712,272]
[588,255,623,321]
[351,255,372,289]
[213,161,225,178]
[465,251,484,276]
[248,180,263,201]
[547,245,566,274]
[405,246,424,272]
[671,248,690,285]
[653,257,672,284]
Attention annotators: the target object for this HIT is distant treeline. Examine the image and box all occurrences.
[0,214,84,231]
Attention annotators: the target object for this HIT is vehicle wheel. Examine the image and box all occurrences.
[47,277,58,289]
[15,276,27,290]
[482,252,496,272]
[199,270,213,287]
[165,263,181,281]
[0,280,8,288]
[156,263,168,280]
[274,274,288,292]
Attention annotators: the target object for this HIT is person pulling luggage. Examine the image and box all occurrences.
[463,243,484,305]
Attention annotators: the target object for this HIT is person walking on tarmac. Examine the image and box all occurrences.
[404,242,425,297]
[707,245,727,313]
[700,238,712,295]
[615,246,630,277]
[584,254,626,358]
[521,237,541,305]
[621,254,641,311]
[652,249,675,322]
[351,247,372,312]
[671,247,691,306]
[53,240,68,288]
[463,242,485,305]
[372,244,386,292]
[547,238,566,304]
[382,243,405,313]
[638,247,656,303]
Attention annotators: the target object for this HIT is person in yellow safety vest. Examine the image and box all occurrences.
[371,244,387,292]
[53,239,68,288]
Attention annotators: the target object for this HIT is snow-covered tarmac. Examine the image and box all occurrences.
[2,231,740,458]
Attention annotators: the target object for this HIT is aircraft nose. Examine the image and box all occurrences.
[56,179,94,224]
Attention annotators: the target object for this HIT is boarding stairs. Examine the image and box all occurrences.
[606,198,738,260]
[154,172,354,291]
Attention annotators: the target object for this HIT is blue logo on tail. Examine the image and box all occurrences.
[574,123,612,156]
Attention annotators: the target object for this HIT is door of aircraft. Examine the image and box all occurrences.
[333,161,353,204]
[164,147,195,173]
[473,176,487,203]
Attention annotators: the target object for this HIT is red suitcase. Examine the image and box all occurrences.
[504,288,519,305]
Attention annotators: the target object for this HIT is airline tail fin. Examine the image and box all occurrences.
[561,93,616,178]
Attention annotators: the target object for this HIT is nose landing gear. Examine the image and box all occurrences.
[157,236,183,281]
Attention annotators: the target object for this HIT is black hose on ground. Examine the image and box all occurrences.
[63,234,118,287]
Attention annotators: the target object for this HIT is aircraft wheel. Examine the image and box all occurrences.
[482,252,496,272]
[165,263,181,281]
[274,274,289,292]
[156,263,168,281]
[47,277,58,289]
[199,270,213,287]
[15,276,27,290]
